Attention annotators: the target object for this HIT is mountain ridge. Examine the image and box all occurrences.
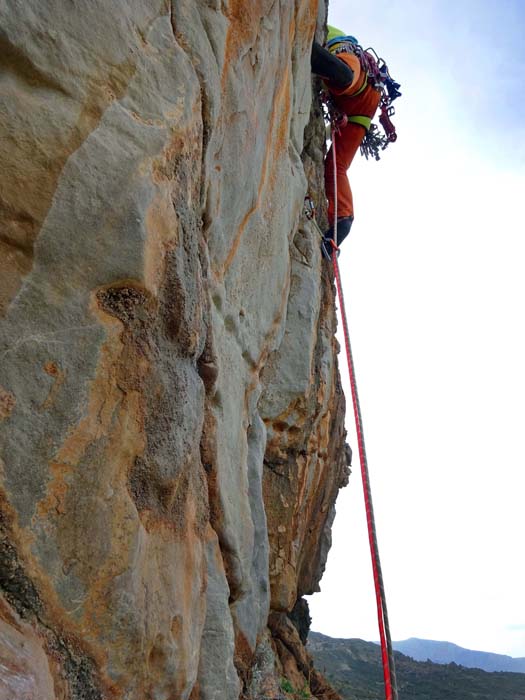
[393,637,525,673]
[308,632,525,700]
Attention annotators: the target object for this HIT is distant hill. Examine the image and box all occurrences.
[393,638,525,673]
[308,632,525,700]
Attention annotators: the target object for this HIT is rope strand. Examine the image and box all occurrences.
[332,125,338,247]
[330,129,398,700]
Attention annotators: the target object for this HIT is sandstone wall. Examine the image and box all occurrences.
[0,2,349,698]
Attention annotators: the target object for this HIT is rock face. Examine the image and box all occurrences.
[0,2,349,699]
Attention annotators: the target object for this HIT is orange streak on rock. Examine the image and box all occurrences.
[220,64,292,278]
[221,1,267,92]
[0,595,59,700]
[0,55,138,316]
[0,387,16,420]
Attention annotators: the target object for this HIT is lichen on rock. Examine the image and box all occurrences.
[0,1,349,698]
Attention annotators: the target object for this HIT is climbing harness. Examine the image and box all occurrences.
[303,123,399,700]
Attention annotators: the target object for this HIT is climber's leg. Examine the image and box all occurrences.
[324,121,366,225]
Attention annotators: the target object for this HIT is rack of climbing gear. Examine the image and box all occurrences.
[302,122,399,700]
[325,41,401,161]
[361,45,400,160]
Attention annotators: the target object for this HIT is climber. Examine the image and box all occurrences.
[311,26,382,258]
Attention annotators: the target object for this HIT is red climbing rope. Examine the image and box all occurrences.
[330,128,398,700]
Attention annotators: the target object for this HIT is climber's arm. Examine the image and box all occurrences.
[311,41,354,88]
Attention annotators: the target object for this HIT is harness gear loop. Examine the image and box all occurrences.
[328,129,399,700]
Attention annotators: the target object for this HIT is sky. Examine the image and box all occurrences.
[306,0,525,658]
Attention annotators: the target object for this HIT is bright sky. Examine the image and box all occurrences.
[307,0,525,658]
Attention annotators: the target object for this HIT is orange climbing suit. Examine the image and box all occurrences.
[324,53,381,224]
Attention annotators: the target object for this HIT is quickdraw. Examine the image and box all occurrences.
[379,104,397,142]
[361,104,397,161]
[321,94,348,135]
[303,194,316,220]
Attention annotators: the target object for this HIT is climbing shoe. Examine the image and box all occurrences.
[321,236,336,260]
[321,216,353,259]
[325,216,353,245]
